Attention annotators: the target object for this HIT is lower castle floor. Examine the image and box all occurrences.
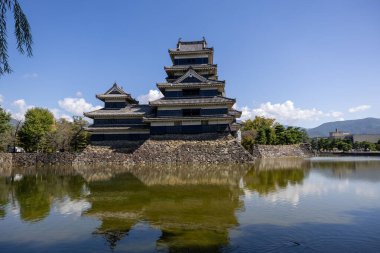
[90,124,232,142]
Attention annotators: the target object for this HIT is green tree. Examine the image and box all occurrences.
[310,138,319,150]
[0,106,11,151]
[241,130,256,152]
[18,108,54,152]
[243,116,275,131]
[241,117,309,148]
[283,127,308,144]
[317,138,329,151]
[264,126,276,145]
[45,116,90,152]
[274,123,286,144]
[337,141,352,152]
[70,116,90,151]
[256,128,267,144]
[0,106,11,135]
[0,0,33,75]
[49,118,74,152]
[361,141,376,151]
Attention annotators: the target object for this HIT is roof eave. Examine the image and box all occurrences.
[143,115,233,122]
[149,101,235,107]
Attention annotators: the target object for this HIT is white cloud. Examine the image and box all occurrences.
[12,99,34,120]
[50,108,73,122]
[0,94,3,104]
[75,91,82,97]
[22,72,38,79]
[238,100,345,125]
[58,97,101,116]
[9,97,94,122]
[348,105,371,113]
[261,180,350,206]
[327,111,343,118]
[137,89,163,104]
[55,197,91,217]
[241,100,324,123]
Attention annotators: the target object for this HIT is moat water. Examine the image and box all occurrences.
[1,157,380,253]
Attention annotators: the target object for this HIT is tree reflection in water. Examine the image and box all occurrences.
[243,158,310,195]
[0,167,85,222]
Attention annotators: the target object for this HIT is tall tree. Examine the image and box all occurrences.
[70,116,90,152]
[48,117,90,152]
[264,127,276,145]
[18,108,54,152]
[49,118,74,152]
[0,0,32,75]
[0,106,11,151]
[0,106,10,135]
[256,128,267,145]
[243,116,275,131]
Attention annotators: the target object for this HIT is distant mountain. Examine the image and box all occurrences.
[10,118,20,127]
[307,118,380,138]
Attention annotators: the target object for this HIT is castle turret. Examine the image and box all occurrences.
[144,39,241,135]
[84,83,151,142]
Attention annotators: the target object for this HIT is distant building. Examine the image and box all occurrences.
[84,39,242,142]
[328,129,380,144]
[352,134,380,144]
[329,129,351,140]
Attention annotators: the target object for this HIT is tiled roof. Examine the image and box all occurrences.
[84,105,152,118]
[179,43,203,51]
[149,96,235,106]
[88,124,149,128]
[96,94,135,101]
[143,115,233,122]
[168,48,213,55]
[96,83,138,103]
[84,126,150,133]
[156,82,225,89]
[228,109,242,117]
[85,125,149,130]
[103,83,129,95]
[164,64,217,71]
[169,39,213,52]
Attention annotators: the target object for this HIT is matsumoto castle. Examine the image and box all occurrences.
[84,39,242,142]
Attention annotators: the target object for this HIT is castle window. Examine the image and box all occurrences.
[183,89,200,97]
[174,57,208,65]
[183,109,201,116]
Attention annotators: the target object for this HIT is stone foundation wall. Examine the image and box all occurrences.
[74,133,254,165]
[0,153,12,172]
[3,134,254,167]
[12,152,77,167]
[252,144,313,158]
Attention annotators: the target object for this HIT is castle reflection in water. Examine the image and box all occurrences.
[1,158,380,252]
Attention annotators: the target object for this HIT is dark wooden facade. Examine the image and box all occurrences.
[84,39,241,141]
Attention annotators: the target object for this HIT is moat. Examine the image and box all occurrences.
[1,157,380,253]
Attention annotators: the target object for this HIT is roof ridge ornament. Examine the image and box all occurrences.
[173,68,209,84]
[177,37,182,50]
[202,36,207,48]
[103,82,127,95]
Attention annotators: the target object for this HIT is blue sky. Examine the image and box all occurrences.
[0,0,379,128]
